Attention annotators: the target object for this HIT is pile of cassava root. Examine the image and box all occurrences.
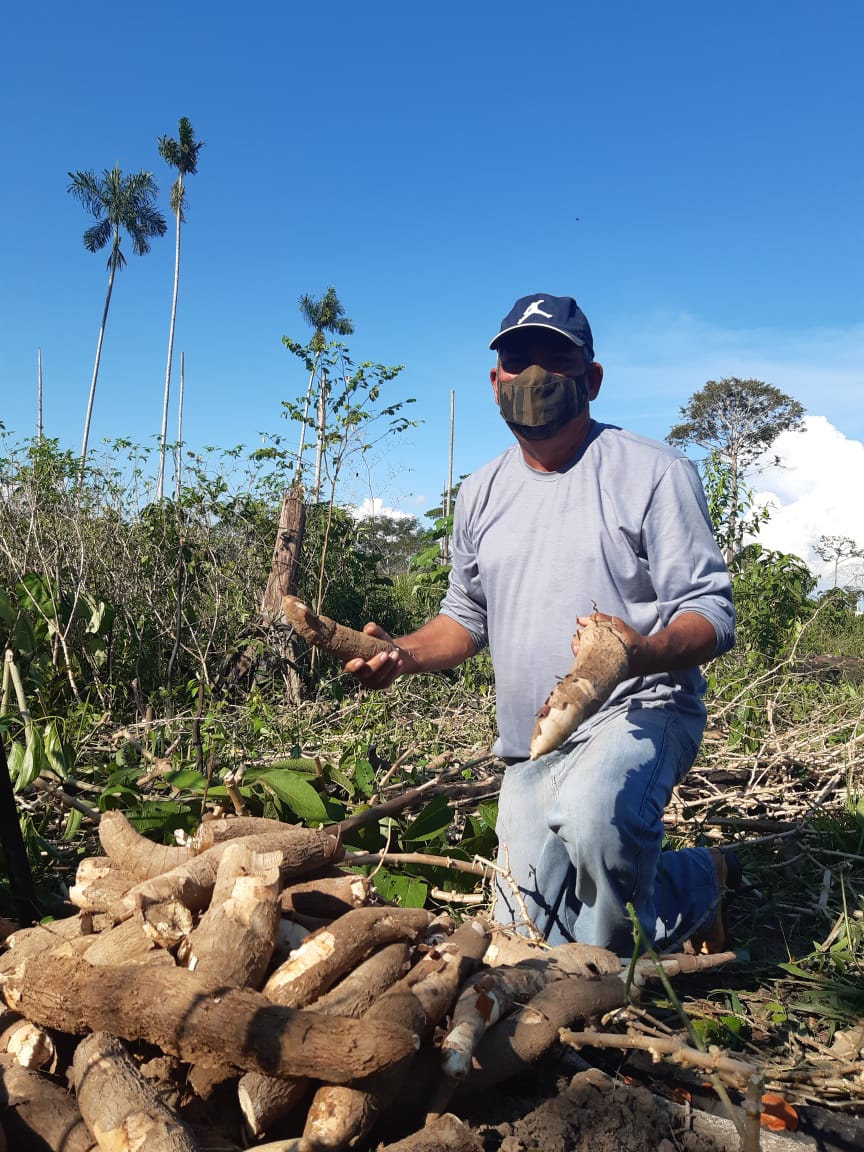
[0,811,729,1152]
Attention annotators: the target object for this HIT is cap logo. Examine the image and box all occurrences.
[517,300,553,324]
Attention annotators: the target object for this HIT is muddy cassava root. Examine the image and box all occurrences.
[281,595,396,661]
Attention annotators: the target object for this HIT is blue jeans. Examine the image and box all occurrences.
[493,703,719,956]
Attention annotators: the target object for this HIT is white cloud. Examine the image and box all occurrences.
[750,416,864,587]
[602,314,864,446]
[349,497,414,521]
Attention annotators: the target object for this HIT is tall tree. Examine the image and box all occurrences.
[68,167,167,472]
[667,378,805,563]
[294,288,354,495]
[156,118,204,500]
[815,534,863,588]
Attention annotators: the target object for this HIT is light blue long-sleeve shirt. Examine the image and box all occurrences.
[440,421,735,759]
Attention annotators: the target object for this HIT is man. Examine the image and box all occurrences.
[346,293,736,956]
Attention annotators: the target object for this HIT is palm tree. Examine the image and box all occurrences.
[68,167,167,471]
[156,118,204,500]
[296,287,354,498]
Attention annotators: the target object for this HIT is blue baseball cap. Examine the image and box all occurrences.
[489,293,594,361]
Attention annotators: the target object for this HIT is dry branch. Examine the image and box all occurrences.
[345,851,495,878]
[560,1028,756,1088]
[2,952,417,1083]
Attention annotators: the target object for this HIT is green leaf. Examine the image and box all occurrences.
[103,766,143,791]
[98,784,143,810]
[43,722,69,778]
[327,765,355,799]
[6,741,25,783]
[259,770,330,824]
[127,801,196,839]
[164,769,210,791]
[11,612,37,660]
[351,758,377,798]
[63,807,83,841]
[243,758,320,782]
[458,828,498,859]
[478,800,499,831]
[373,868,429,908]
[16,729,44,792]
[402,795,452,843]
[0,590,16,627]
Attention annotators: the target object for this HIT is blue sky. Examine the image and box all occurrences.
[2,2,862,576]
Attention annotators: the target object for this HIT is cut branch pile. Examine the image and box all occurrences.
[0,808,703,1152]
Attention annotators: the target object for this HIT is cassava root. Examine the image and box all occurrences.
[530,614,630,759]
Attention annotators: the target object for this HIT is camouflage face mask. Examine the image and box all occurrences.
[497,364,589,441]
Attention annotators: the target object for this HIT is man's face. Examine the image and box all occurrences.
[494,331,588,382]
[491,329,601,441]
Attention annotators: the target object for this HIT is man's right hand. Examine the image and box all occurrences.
[343,623,420,690]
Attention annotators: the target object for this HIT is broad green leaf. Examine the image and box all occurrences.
[373,869,428,908]
[6,741,25,782]
[478,800,499,831]
[259,770,329,824]
[458,829,498,859]
[63,807,83,841]
[11,613,36,660]
[164,769,210,791]
[0,590,15,626]
[403,795,452,843]
[127,801,196,839]
[99,784,142,810]
[351,758,377,798]
[243,759,319,782]
[103,766,143,791]
[16,729,44,792]
[327,765,355,798]
[43,722,69,779]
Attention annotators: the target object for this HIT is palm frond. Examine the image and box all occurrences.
[69,165,166,260]
[67,170,103,216]
[82,219,112,254]
[158,117,204,179]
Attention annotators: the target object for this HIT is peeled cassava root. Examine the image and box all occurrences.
[529,614,630,759]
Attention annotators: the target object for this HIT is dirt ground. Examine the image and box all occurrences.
[424,1051,817,1152]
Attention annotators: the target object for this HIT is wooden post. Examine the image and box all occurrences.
[224,487,306,700]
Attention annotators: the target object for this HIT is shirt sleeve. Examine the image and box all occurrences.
[643,456,736,656]
[438,485,490,652]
